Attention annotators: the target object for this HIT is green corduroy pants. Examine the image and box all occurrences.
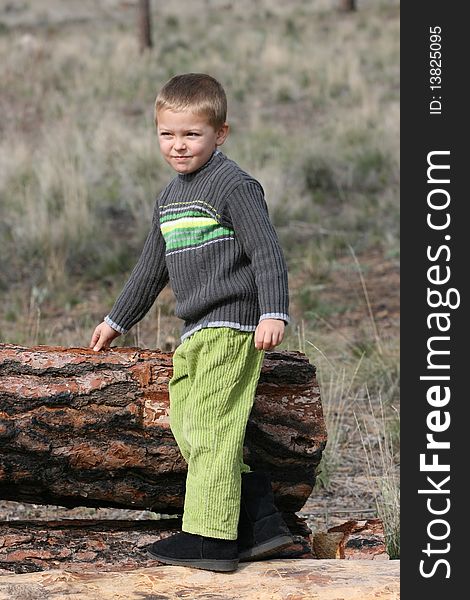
[169,327,264,540]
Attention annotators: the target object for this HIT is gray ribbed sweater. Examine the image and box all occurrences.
[105,151,289,341]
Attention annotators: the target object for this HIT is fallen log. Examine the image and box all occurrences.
[0,344,326,514]
[0,514,313,574]
[0,559,401,600]
[0,516,389,574]
[0,517,180,574]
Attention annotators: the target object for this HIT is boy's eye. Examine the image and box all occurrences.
[187,132,200,137]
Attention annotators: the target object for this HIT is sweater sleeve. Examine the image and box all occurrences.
[105,202,169,334]
[226,181,289,323]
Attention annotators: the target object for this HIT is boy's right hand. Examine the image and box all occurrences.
[89,321,121,352]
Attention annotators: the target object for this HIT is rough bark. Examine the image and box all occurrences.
[0,517,389,574]
[0,559,400,600]
[0,514,313,574]
[0,344,326,514]
[0,517,181,574]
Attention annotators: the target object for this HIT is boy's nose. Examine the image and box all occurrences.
[174,137,187,151]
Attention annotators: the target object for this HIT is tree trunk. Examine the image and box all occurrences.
[0,344,326,514]
[339,0,357,11]
[137,0,152,52]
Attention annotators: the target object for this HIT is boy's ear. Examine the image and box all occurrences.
[215,123,229,146]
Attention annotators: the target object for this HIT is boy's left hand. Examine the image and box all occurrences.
[254,319,285,351]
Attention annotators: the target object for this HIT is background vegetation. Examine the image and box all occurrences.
[0,0,399,556]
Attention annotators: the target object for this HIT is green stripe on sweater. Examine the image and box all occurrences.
[164,226,234,251]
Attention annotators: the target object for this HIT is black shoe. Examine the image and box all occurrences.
[238,471,294,561]
[146,532,239,572]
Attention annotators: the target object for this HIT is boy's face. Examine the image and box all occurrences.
[156,109,229,175]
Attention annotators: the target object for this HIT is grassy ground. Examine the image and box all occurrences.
[0,0,400,557]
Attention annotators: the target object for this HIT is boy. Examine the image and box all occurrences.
[89,73,292,572]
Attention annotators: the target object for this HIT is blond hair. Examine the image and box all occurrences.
[155,73,227,129]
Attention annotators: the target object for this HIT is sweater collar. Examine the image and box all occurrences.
[177,150,224,182]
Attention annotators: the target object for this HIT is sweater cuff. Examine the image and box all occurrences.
[259,312,290,325]
[105,315,128,335]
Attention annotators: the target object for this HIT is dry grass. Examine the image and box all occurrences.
[354,393,400,558]
[289,248,399,552]
[1,0,399,291]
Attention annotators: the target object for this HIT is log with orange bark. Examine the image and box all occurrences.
[0,344,326,514]
[0,518,388,575]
